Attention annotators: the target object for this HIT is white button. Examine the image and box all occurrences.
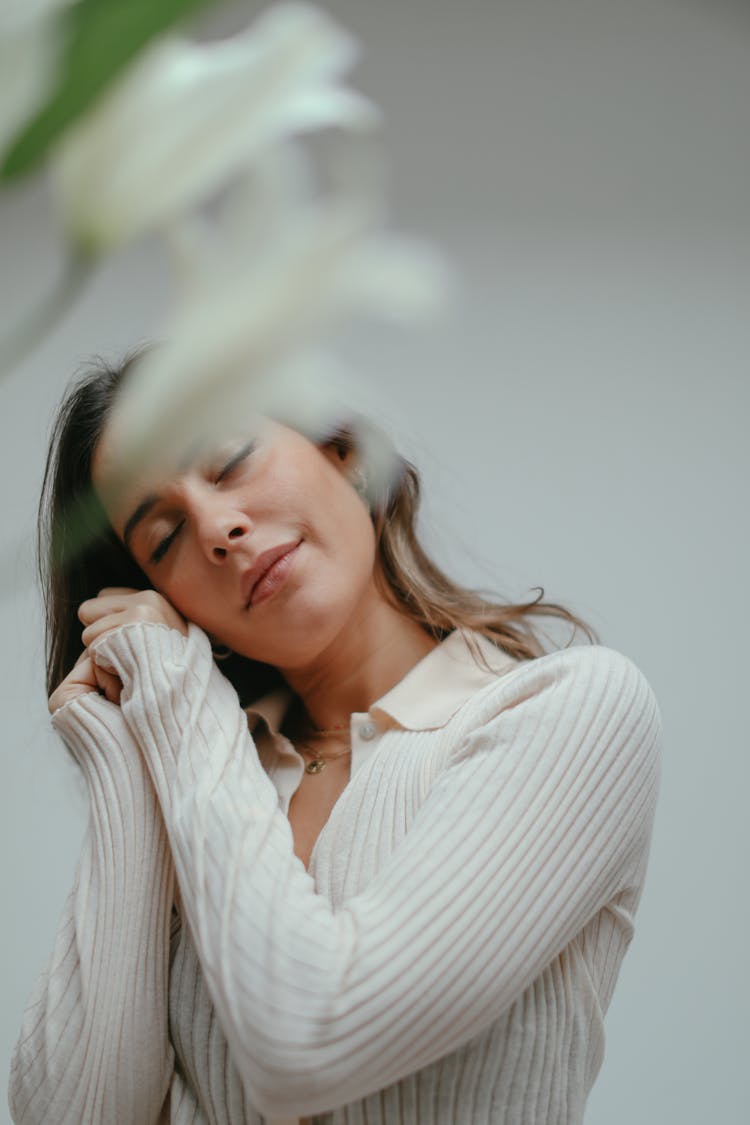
[359,721,377,741]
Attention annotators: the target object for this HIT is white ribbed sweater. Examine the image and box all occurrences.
[8,624,661,1125]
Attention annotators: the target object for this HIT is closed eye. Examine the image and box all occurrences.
[150,520,185,564]
[148,441,255,563]
[215,440,256,483]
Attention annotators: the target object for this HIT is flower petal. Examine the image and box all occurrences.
[103,177,451,494]
[50,2,377,253]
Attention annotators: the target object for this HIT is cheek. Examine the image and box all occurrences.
[318,471,375,544]
[349,515,378,581]
[292,519,379,622]
[316,491,377,586]
[150,564,214,626]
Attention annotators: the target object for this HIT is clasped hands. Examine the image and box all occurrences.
[48,587,187,714]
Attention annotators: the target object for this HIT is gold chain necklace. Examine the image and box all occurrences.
[297,727,351,775]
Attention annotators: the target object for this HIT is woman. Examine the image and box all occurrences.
[9,354,661,1125]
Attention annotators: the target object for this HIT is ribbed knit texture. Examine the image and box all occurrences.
[8,623,661,1125]
[8,695,174,1124]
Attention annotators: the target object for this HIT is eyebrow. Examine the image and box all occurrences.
[123,494,159,547]
[119,438,254,547]
[119,443,200,547]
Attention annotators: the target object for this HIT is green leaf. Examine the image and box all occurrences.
[1,0,220,181]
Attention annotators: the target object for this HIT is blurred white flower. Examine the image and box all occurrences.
[0,0,69,160]
[102,155,452,495]
[50,1,379,255]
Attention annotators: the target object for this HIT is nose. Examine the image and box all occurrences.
[196,502,253,563]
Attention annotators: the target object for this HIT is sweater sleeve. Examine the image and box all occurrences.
[92,621,661,1119]
[8,693,175,1125]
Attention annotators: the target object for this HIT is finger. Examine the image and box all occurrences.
[69,655,98,689]
[88,639,118,675]
[49,656,99,713]
[78,589,148,624]
[93,661,122,705]
[78,598,119,625]
[81,614,124,647]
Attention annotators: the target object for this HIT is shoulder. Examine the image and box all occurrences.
[452,643,662,773]
[477,642,658,715]
[548,644,661,734]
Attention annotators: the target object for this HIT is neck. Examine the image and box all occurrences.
[279,586,438,734]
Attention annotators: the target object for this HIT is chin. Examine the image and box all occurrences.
[249,589,368,669]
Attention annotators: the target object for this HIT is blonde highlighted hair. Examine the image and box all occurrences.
[39,354,596,708]
[327,422,597,663]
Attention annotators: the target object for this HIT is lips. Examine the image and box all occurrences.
[242,539,301,607]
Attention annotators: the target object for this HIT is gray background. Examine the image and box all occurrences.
[2,1,748,1122]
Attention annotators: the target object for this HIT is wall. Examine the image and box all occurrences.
[1,2,748,1122]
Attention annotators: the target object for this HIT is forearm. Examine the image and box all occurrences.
[96,623,349,1113]
[9,695,174,1125]
[97,623,660,1118]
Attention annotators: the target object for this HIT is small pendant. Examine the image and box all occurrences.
[305,758,326,774]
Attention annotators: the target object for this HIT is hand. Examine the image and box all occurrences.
[78,587,188,651]
[48,648,123,714]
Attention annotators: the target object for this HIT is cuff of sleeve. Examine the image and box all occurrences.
[90,619,198,678]
[51,692,170,865]
[89,620,248,793]
[52,691,142,774]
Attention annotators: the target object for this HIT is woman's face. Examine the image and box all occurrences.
[91,418,380,670]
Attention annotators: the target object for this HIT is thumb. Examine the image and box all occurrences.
[93,660,122,706]
[89,639,117,675]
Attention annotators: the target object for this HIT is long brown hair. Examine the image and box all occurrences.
[327,422,597,664]
[38,352,597,704]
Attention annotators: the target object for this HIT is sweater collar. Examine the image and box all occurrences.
[244,629,519,736]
